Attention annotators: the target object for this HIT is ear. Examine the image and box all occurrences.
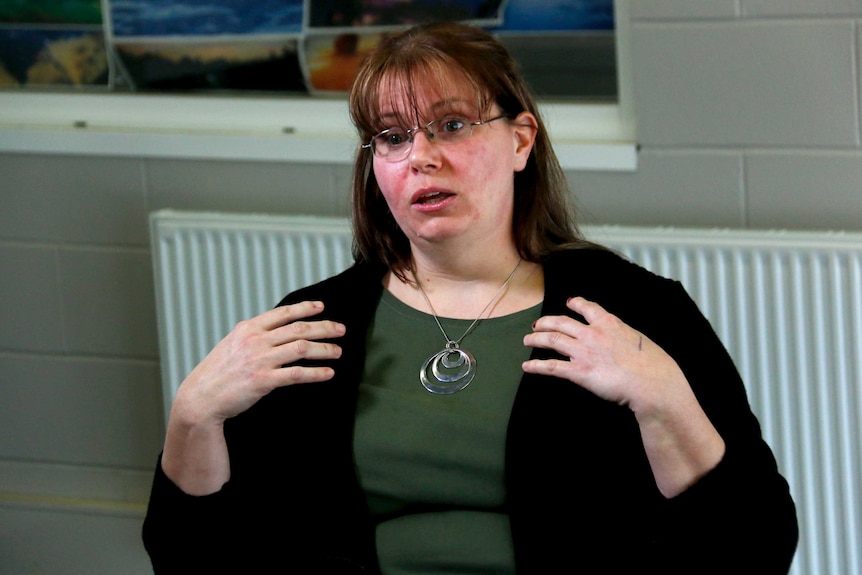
[512,111,538,173]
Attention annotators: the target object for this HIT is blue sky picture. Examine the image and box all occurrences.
[0,28,108,85]
[496,0,613,31]
[110,0,303,37]
[109,0,611,38]
[0,29,90,76]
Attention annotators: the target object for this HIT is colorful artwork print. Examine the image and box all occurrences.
[110,0,303,37]
[115,39,304,92]
[0,0,102,25]
[0,29,108,87]
[308,0,504,28]
[494,0,613,32]
[0,0,615,95]
[305,32,380,92]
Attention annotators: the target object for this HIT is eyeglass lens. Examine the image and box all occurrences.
[368,115,506,161]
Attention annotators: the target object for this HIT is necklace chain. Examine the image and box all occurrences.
[415,258,523,346]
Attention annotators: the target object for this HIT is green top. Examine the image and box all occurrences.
[354,290,542,575]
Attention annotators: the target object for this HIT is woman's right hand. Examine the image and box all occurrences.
[174,300,345,425]
[161,301,345,494]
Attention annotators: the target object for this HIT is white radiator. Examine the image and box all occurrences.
[150,209,862,575]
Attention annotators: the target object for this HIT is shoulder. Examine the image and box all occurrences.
[542,246,703,338]
[273,259,385,329]
[543,246,678,299]
[277,260,385,306]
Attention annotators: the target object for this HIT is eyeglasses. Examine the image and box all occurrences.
[362,114,509,162]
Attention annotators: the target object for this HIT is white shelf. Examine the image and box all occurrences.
[0,92,637,171]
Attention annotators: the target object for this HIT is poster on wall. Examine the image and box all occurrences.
[304,31,378,93]
[0,0,108,88]
[303,0,505,94]
[307,0,505,28]
[0,0,615,97]
[109,0,304,92]
[490,0,616,99]
[493,0,613,32]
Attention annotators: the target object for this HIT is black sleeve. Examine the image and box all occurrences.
[142,264,382,574]
[644,279,799,573]
[141,455,241,573]
[515,250,798,574]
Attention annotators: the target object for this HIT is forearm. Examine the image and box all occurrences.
[635,385,726,498]
[653,437,799,573]
[161,403,231,496]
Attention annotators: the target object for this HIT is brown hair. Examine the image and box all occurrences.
[348,21,585,274]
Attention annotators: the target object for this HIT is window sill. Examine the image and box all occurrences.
[0,92,637,171]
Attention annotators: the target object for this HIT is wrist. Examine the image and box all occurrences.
[635,398,726,497]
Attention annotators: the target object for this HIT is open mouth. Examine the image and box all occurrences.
[414,191,453,205]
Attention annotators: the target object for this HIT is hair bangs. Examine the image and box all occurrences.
[350,40,492,140]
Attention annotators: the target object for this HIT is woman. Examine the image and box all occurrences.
[143,22,798,574]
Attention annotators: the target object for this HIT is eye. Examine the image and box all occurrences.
[439,117,467,134]
[376,129,409,148]
[387,130,410,146]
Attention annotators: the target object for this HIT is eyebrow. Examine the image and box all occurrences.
[377,99,474,127]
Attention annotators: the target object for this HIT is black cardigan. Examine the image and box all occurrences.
[143,248,798,574]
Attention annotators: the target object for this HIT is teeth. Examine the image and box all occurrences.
[417,191,444,204]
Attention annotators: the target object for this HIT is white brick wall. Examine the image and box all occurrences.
[573,3,862,231]
[1,3,859,572]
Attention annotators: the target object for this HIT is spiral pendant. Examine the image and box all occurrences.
[420,342,476,394]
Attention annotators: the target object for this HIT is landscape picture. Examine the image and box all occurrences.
[308,0,504,28]
[493,0,614,31]
[0,0,102,25]
[0,0,615,94]
[115,39,304,92]
[0,29,108,87]
[110,0,303,36]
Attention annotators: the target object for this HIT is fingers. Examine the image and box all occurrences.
[566,295,599,311]
[272,335,344,369]
[238,301,345,357]
[522,295,622,375]
[257,300,327,330]
[222,300,347,382]
[248,303,345,375]
[523,295,675,408]
[528,296,602,335]
[276,364,336,386]
[523,327,578,359]
[256,339,341,399]
[565,295,609,324]
[521,356,579,379]
[271,316,346,347]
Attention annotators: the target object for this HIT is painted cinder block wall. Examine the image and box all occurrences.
[1,2,860,572]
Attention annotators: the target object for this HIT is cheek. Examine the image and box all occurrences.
[466,141,515,187]
[372,160,406,212]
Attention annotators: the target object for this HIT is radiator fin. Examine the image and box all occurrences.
[151,211,862,575]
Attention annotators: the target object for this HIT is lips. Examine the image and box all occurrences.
[415,191,451,204]
[411,188,454,206]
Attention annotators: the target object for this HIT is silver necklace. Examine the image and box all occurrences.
[416,259,522,394]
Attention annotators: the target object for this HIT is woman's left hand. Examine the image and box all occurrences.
[522,296,726,497]
[521,296,689,415]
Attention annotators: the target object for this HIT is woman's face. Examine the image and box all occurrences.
[371,74,536,254]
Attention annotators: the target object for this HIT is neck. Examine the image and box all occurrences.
[386,246,543,320]
[417,257,522,322]
[409,235,521,283]
[414,254,520,287]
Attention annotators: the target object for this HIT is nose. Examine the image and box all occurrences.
[414,125,435,142]
[407,129,441,169]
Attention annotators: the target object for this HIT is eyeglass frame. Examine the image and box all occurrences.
[361,114,510,162]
